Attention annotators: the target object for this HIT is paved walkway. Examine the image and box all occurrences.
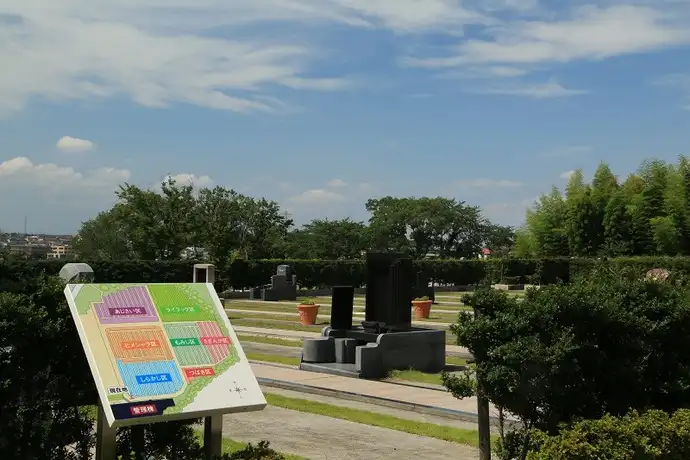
[221,404,480,460]
[250,362,501,419]
[233,325,472,357]
[227,308,451,328]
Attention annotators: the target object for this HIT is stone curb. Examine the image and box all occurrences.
[255,375,503,427]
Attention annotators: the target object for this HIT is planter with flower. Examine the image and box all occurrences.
[297,298,320,325]
[411,296,432,320]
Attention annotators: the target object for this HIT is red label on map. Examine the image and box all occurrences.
[121,340,160,350]
[184,367,216,379]
[129,404,158,416]
[200,336,231,346]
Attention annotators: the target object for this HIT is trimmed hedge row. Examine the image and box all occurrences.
[4,257,690,291]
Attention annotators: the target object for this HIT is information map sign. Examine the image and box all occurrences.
[64,283,267,427]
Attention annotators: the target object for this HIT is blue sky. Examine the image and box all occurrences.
[1,0,689,234]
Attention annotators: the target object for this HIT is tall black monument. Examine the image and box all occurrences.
[362,252,413,333]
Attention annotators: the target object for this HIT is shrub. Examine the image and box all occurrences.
[0,275,283,459]
[445,274,690,457]
[527,409,690,460]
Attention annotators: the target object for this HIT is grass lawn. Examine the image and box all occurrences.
[229,300,469,313]
[264,392,491,448]
[237,334,304,347]
[228,310,455,326]
[246,351,467,386]
[230,318,459,344]
[246,352,300,366]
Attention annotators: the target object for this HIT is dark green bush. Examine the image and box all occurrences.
[448,274,690,437]
[527,409,690,460]
[0,276,283,459]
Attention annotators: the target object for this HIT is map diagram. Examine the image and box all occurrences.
[64,283,267,427]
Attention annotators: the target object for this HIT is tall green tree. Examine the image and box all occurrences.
[524,187,569,256]
[603,190,633,255]
[284,218,370,259]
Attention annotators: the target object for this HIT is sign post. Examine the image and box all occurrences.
[193,264,222,460]
[60,263,266,460]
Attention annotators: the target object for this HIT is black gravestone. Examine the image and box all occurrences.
[363,252,413,332]
[330,285,354,330]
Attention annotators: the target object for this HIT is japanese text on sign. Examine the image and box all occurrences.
[136,373,172,384]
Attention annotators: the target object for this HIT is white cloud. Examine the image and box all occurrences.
[405,5,690,77]
[560,170,576,179]
[56,136,95,153]
[474,79,588,98]
[289,188,346,204]
[455,178,523,188]
[166,173,215,188]
[0,1,374,115]
[327,178,347,188]
[0,156,130,189]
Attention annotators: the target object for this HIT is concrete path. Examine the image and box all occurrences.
[250,362,502,419]
[221,404,480,460]
[233,325,472,357]
[227,308,451,329]
[264,387,489,432]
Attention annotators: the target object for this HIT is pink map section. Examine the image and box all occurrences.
[198,321,232,363]
[94,287,159,324]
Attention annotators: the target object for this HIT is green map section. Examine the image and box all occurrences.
[148,284,217,322]
[70,283,241,413]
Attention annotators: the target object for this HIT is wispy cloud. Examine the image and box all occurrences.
[560,170,576,179]
[2,1,690,115]
[404,3,690,101]
[473,79,587,99]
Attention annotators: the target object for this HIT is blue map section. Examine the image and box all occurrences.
[117,360,183,398]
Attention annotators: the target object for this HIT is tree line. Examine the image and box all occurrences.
[514,156,690,257]
[74,178,514,271]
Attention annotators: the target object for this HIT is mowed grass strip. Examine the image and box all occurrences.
[264,392,489,447]
[246,352,300,366]
[230,318,459,344]
[246,351,466,386]
[237,334,303,347]
[227,308,457,325]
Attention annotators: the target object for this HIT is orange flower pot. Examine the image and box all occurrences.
[297,304,320,325]
[412,300,433,320]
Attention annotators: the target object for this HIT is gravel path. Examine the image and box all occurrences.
[221,405,480,460]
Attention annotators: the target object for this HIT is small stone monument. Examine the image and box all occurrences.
[249,265,297,301]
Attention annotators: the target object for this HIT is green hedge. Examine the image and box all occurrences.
[528,409,690,460]
[4,257,690,292]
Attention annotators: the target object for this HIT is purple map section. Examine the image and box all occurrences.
[95,287,159,324]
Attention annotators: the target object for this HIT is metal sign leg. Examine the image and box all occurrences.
[203,415,223,459]
[95,405,117,460]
